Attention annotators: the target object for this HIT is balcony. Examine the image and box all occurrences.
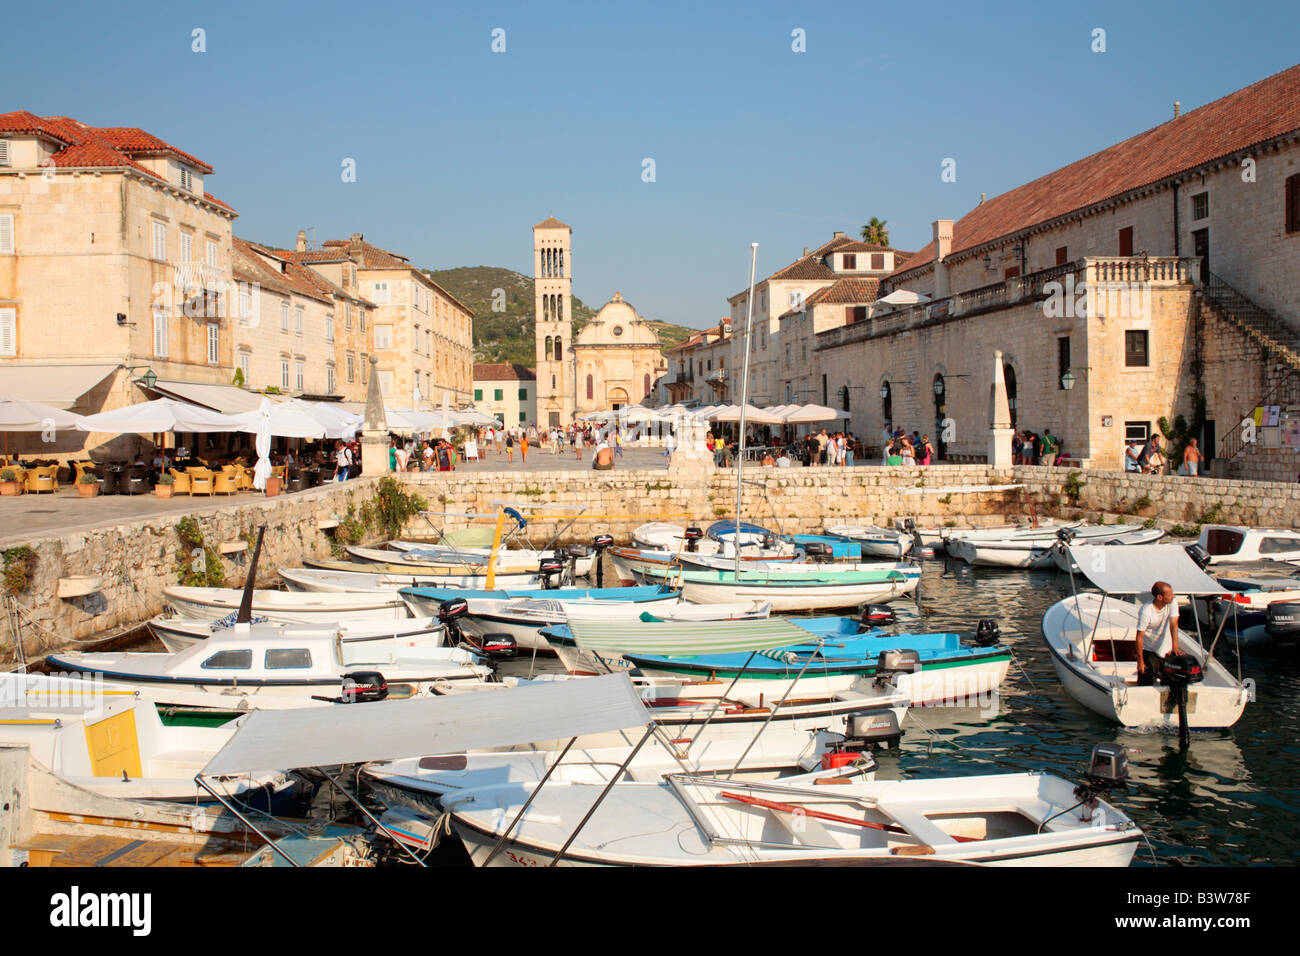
[175,261,226,292]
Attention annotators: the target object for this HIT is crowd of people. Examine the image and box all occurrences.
[1124,434,1202,476]
[1011,428,1065,466]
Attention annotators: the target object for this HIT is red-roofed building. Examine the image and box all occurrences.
[283,231,473,410]
[0,111,240,458]
[472,363,537,426]
[659,323,729,406]
[814,64,1300,478]
[724,232,911,407]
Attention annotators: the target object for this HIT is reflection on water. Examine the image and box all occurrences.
[505,559,1299,865]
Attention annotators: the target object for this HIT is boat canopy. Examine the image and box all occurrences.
[200,673,649,777]
[567,617,815,656]
[1066,545,1228,596]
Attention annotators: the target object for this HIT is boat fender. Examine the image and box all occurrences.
[341,671,388,703]
[973,619,1000,646]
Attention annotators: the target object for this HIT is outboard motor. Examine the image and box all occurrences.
[683,527,703,553]
[1265,600,1300,649]
[858,603,897,632]
[1183,543,1211,570]
[1074,743,1129,822]
[437,597,469,644]
[340,671,388,703]
[475,632,518,659]
[973,618,1001,647]
[1055,526,1076,545]
[761,533,778,551]
[846,711,902,749]
[565,544,591,586]
[591,534,614,588]
[874,648,920,690]
[803,542,834,564]
[538,555,564,589]
[1160,653,1205,748]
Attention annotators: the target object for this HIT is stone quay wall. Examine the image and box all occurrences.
[4,464,1298,664]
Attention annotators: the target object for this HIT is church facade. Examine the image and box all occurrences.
[533,218,665,424]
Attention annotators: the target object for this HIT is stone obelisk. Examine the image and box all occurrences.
[360,354,390,476]
[988,350,1014,469]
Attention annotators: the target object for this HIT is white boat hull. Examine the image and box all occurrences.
[674,577,914,611]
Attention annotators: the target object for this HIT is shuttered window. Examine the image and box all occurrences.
[326,315,335,342]
[206,239,218,267]
[281,360,289,389]
[180,232,193,263]
[153,311,168,358]
[152,221,167,261]
[296,362,304,391]
[0,140,10,166]
[295,306,303,334]
[0,308,16,356]
[0,214,13,254]
[207,323,219,364]
[280,301,289,331]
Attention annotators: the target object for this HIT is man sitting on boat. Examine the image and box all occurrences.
[1135,581,1182,686]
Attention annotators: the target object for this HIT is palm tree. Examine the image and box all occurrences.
[861,217,889,246]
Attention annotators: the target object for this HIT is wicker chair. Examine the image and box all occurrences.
[187,467,214,496]
[168,468,191,494]
[212,470,237,496]
[24,465,58,494]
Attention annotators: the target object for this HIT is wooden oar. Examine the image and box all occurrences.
[720,791,978,843]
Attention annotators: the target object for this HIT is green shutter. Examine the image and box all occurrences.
[518,388,527,400]
[474,389,482,401]
[494,389,503,401]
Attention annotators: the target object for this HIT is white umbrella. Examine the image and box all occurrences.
[711,404,786,425]
[452,409,499,427]
[0,397,87,431]
[252,397,273,491]
[231,402,331,439]
[783,404,851,423]
[77,398,246,434]
[293,400,361,439]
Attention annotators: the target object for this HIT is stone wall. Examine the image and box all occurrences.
[7,463,1300,664]
[0,478,388,665]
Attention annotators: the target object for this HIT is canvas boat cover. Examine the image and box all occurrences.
[201,673,649,777]
[1067,545,1228,596]
[567,617,814,656]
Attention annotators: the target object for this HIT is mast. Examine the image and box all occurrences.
[735,242,759,580]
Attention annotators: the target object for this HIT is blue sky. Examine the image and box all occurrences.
[7,0,1299,329]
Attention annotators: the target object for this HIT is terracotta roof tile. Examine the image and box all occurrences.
[890,63,1300,279]
[804,277,882,306]
[233,238,335,304]
[533,216,571,230]
[474,362,536,381]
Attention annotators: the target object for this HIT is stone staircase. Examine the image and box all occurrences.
[1200,273,1300,472]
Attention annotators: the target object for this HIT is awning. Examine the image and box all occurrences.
[568,617,816,656]
[201,673,649,777]
[77,398,247,434]
[149,380,275,415]
[0,364,118,409]
[1067,545,1228,596]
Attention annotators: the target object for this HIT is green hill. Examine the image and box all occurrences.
[424,266,697,366]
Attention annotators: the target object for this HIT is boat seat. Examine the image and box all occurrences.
[872,802,958,847]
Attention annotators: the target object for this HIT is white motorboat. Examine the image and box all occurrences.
[1199,525,1300,564]
[163,585,413,624]
[363,725,865,815]
[148,614,446,653]
[455,595,769,655]
[346,545,594,578]
[825,523,914,559]
[1048,527,1167,573]
[280,566,542,593]
[46,626,493,705]
[632,565,917,612]
[381,541,598,578]
[445,767,1142,867]
[947,524,1134,569]
[1041,546,1251,731]
[0,673,294,804]
[607,545,795,586]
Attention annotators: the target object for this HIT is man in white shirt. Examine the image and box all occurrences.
[881,424,892,465]
[1134,581,1182,685]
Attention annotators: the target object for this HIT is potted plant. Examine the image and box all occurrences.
[0,469,20,496]
[77,471,100,498]
[155,472,176,499]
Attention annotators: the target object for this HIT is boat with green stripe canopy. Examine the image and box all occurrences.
[630,565,918,611]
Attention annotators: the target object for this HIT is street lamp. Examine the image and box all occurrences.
[933,378,945,398]
[1061,370,1076,390]
[879,384,889,399]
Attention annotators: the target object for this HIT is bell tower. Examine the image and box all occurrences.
[534,217,573,426]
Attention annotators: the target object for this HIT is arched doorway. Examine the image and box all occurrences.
[608,387,629,411]
[880,381,893,431]
[1003,363,1018,429]
[933,373,947,460]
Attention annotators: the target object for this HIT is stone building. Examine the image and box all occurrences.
[473,363,536,427]
[778,278,882,409]
[820,64,1300,477]
[285,233,473,410]
[0,111,239,457]
[533,217,667,421]
[663,323,729,407]
[726,235,910,407]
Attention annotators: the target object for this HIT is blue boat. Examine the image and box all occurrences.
[790,534,863,561]
[401,584,675,617]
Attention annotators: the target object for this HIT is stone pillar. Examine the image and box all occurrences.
[988,349,1014,469]
[361,354,390,476]
[668,412,714,476]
